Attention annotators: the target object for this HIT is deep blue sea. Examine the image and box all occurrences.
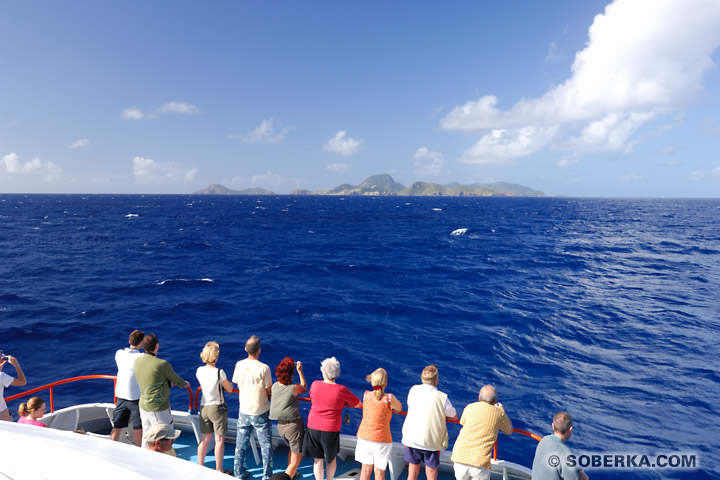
[1,195,718,479]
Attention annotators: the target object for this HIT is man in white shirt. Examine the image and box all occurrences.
[232,335,273,480]
[0,354,26,422]
[402,365,458,480]
[111,329,144,446]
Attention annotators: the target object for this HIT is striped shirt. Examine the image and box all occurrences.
[451,401,512,470]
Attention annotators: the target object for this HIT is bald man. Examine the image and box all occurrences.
[450,385,513,480]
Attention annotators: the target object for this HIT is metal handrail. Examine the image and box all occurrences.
[194,387,540,461]
[6,375,195,413]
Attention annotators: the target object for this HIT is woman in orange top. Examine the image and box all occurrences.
[355,368,403,480]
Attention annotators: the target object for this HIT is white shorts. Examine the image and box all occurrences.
[453,462,490,480]
[355,438,393,470]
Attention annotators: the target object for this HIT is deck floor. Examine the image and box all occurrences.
[173,432,389,480]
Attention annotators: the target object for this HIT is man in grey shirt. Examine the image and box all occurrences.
[531,412,589,480]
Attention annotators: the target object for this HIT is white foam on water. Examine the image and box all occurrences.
[157,278,215,286]
[125,213,139,218]
[451,228,468,236]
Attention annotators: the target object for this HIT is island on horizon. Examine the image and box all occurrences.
[194,174,544,197]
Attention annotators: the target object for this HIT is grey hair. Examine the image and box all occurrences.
[479,385,497,404]
[245,335,261,355]
[553,412,573,434]
[320,357,341,380]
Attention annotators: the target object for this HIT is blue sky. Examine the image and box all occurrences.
[1,0,720,196]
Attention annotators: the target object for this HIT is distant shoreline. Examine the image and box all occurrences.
[194,174,545,197]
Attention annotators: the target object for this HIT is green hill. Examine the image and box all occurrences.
[195,176,543,197]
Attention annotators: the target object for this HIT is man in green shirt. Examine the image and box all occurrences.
[134,333,189,448]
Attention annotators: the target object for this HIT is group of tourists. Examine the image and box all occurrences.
[0,332,587,480]
[110,331,588,480]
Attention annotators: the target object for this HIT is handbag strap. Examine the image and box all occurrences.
[217,368,225,405]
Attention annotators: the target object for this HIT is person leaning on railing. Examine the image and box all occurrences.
[270,357,308,479]
[196,341,235,474]
[232,335,274,480]
[134,333,189,448]
[531,412,589,480]
[302,357,362,480]
[450,385,513,480]
[0,354,27,422]
[111,329,145,446]
[355,368,403,480]
[401,365,458,480]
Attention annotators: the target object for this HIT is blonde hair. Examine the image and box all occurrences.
[19,397,45,417]
[421,365,438,385]
[200,341,220,364]
[366,368,388,400]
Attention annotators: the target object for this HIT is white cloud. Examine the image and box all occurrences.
[658,145,677,156]
[412,147,445,176]
[322,131,364,156]
[121,101,199,120]
[184,168,199,182]
[132,156,198,183]
[459,126,559,166]
[121,107,147,120]
[157,101,200,115]
[545,41,562,63]
[700,118,720,136]
[440,0,720,164]
[250,171,298,187]
[326,163,350,173]
[68,138,90,149]
[556,112,653,156]
[687,166,720,181]
[251,171,283,185]
[229,118,293,143]
[1,153,62,181]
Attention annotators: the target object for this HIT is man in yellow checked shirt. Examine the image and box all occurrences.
[451,385,513,480]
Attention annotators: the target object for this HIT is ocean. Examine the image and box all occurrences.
[1,194,717,479]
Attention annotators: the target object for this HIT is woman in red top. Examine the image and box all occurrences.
[355,368,403,480]
[303,357,362,480]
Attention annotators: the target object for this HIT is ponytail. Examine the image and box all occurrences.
[18,396,45,417]
[366,368,388,401]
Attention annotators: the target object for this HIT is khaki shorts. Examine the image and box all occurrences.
[199,404,228,435]
[278,418,304,453]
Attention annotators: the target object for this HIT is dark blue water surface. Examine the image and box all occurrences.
[1,195,718,479]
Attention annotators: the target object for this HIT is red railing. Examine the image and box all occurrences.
[195,387,540,461]
[6,375,194,413]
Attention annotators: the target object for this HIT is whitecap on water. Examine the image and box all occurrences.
[125,213,139,218]
[432,208,442,211]
[157,278,215,286]
[451,228,468,236]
